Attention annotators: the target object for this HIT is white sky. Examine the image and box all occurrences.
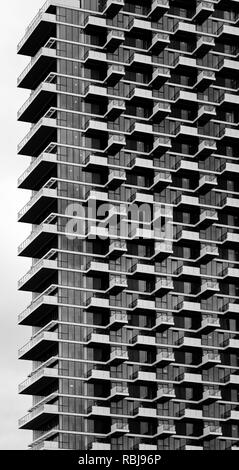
[0,0,47,449]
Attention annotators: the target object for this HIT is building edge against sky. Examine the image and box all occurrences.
[17,0,239,450]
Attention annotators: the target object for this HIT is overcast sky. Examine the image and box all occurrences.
[0,0,46,449]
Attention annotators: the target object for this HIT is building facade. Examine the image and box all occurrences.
[18,0,239,450]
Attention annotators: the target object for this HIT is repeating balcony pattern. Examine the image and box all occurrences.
[17,0,239,451]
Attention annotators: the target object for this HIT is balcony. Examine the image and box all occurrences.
[220,232,239,246]
[222,302,239,315]
[107,240,127,258]
[218,92,239,110]
[201,352,221,366]
[193,1,214,23]
[131,334,156,347]
[202,426,222,439]
[90,443,111,451]
[221,267,239,281]
[18,78,56,123]
[18,218,57,258]
[176,301,201,314]
[104,30,125,51]
[149,137,172,156]
[218,58,239,76]
[18,331,58,360]
[87,369,110,382]
[175,194,199,209]
[153,242,173,261]
[148,0,169,19]
[197,280,220,299]
[224,410,239,421]
[109,422,129,435]
[105,100,126,120]
[18,152,57,190]
[173,56,197,72]
[220,162,239,177]
[102,0,125,17]
[87,406,110,417]
[194,35,215,57]
[174,160,199,175]
[84,84,108,101]
[133,406,157,419]
[129,53,152,69]
[176,229,200,245]
[83,155,108,172]
[18,288,58,326]
[174,125,198,142]
[85,297,110,311]
[151,278,173,295]
[154,314,174,331]
[177,409,203,420]
[218,127,239,142]
[18,113,57,157]
[86,333,110,346]
[109,348,128,364]
[19,404,58,430]
[128,18,151,34]
[155,386,176,402]
[105,135,126,153]
[33,441,59,450]
[129,191,153,205]
[174,265,200,280]
[105,64,125,85]
[84,119,108,136]
[86,261,109,276]
[18,255,57,292]
[221,196,239,212]
[176,373,202,384]
[173,90,197,106]
[132,371,156,382]
[197,104,216,125]
[156,424,176,437]
[154,351,175,366]
[138,444,157,451]
[85,189,108,204]
[84,16,107,32]
[130,299,156,313]
[108,312,128,329]
[194,139,217,159]
[176,336,202,349]
[197,209,218,229]
[194,70,216,92]
[107,275,128,294]
[18,40,57,89]
[196,174,218,193]
[129,122,153,137]
[19,367,58,395]
[201,388,222,403]
[129,157,154,172]
[128,87,153,103]
[222,338,239,350]
[217,24,239,41]
[84,50,107,67]
[149,33,170,53]
[108,384,129,400]
[200,316,220,334]
[224,374,239,386]
[149,67,171,87]
[150,102,171,121]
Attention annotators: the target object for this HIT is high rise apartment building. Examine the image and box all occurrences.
[18,0,239,451]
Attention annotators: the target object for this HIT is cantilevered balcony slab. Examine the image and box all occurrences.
[19,404,58,430]
[107,275,128,294]
[18,220,57,258]
[18,256,57,292]
[220,232,239,246]
[130,299,156,313]
[18,117,57,157]
[221,196,239,212]
[90,443,111,451]
[151,278,173,295]
[201,426,222,439]
[173,56,197,72]
[87,369,110,382]
[84,16,107,33]
[217,24,239,42]
[18,153,57,190]
[105,64,125,85]
[148,33,170,54]
[196,174,218,194]
[175,194,199,209]
[154,351,175,366]
[194,70,216,92]
[174,125,198,142]
[155,386,175,402]
[197,281,220,299]
[196,209,218,229]
[150,102,171,121]
[18,80,56,123]
[218,58,239,77]
[128,88,153,103]
[102,0,125,17]
[82,155,108,172]
[85,297,110,311]
[176,301,201,314]
[193,36,215,57]
[149,67,171,87]
[199,317,220,334]
[148,0,169,19]
[194,139,217,159]
[84,50,107,67]
[86,333,110,347]
[18,289,58,326]
[131,371,156,383]
[18,331,58,360]
[129,53,152,69]
[192,1,214,23]
[218,92,239,111]
[197,104,216,125]
[175,230,200,245]
[128,18,152,34]
[174,265,200,280]
[104,30,125,51]
[200,388,222,404]
[19,367,58,395]
[109,422,129,436]
[133,406,157,419]
[149,137,172,156]
[197,245,219,263]
[18,185,57,224]
[18,8,56,56]
[109,348,128,364]
[105,100,126,120]
[218,127,239,142]
[130,334,156,348]
[105,135,126,153]
[154,314,174,331]
[107,240,127,258]
[108,385,129,400]
[18,45,56,89]
[85,261,109,276]
[176,336,202,349]
[129,262,155,278]
[156,424,176,437]
[173,90,197,106]
[152,242,173,261]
